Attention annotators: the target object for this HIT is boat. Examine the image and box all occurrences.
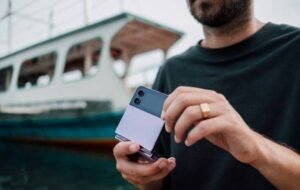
[0,12,183,147]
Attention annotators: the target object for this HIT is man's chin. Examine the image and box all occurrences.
[190,0,251,28]
[191,13,228,28]
[199,19,230,28]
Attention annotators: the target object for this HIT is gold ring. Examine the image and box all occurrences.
[200,103,210,119]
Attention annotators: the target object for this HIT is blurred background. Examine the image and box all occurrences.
[0,0,299,190]
[1,0,300,87]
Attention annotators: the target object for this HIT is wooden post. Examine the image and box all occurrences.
[84,42,93,76]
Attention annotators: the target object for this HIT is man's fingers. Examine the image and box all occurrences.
[162,86,217,117]
[144,168,173,183]
[113,141,140,159]
[173,105,200,143]
[118,157,170,177]
[133,166,175,185]
[185,117,225,146]
[162,87,204,118]
[164,92,215,133]
[113,143,176,184]
[123,157,176,185]
[174,104,220,143]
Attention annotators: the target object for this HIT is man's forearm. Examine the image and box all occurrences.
[250,133,300,189]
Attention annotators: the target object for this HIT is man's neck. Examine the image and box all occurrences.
[201,18,264,49]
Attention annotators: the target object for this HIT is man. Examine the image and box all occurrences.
[113,0,300,189]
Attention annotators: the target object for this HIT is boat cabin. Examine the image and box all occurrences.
[0,13,183,114]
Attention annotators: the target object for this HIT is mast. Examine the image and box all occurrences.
[83,0,90,25]
[7,0,12,53]
[48,9,54,38]
[120,0,125,12]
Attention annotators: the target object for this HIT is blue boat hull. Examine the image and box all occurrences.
[0,111,123,147]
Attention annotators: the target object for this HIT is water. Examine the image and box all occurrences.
[0,142,135,190]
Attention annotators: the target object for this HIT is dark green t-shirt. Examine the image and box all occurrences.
[152,23,300,190]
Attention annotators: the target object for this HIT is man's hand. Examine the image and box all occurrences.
[162,86,259,164]
[162,86,300,189]
[113,141,176,190]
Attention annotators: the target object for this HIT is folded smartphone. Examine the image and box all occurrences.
[115,86,167,162]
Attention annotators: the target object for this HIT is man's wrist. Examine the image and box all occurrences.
[248,133,271,170]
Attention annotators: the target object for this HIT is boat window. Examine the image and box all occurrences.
[110,47,127,78]
[126,50,164,89]
[63,38,102,82]
[18,52,56,89]
[0,66,13,92]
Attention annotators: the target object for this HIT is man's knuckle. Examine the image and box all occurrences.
[116,163,124,173]
[185,107,196,118]
[205,90,217,97]
[218,93,226,99]
[164,112,171,121]
[222,104,231,113]
[121,174,128,180]
[116,163,122,172]
[178,94,189,105]
[176,86,185,93]
[212,92,222,101]
[210,90,217,95]
[113,145,119,156]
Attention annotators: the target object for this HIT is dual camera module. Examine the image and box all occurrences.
[134,90,144,105]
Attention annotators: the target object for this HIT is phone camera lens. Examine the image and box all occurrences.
[134,98,141,105]
[138,90,144,97]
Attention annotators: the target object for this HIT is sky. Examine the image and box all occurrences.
[1,0,300,56]
[0,0,300,85]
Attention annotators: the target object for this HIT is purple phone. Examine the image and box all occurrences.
[115,86,167,162]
